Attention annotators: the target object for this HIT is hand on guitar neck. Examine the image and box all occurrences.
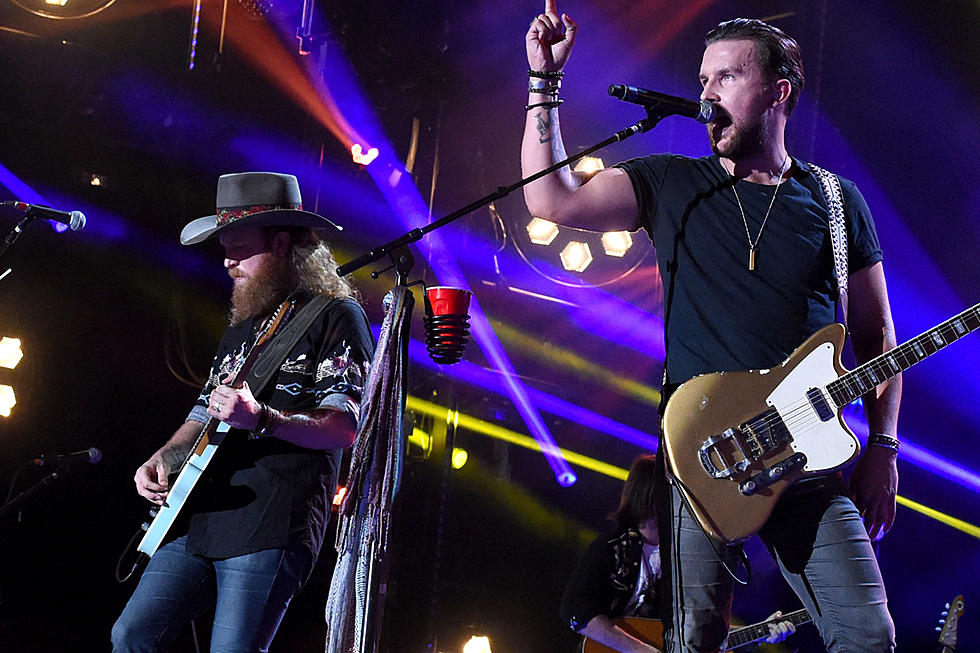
[581,610,806,653]
[134,420,203,505]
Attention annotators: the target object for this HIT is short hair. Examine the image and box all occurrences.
[705,18,805,114]
[610,454,658,529]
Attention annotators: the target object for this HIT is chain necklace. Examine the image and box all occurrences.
[729,154,790,271]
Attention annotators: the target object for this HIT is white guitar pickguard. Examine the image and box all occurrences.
[766,343,857,472]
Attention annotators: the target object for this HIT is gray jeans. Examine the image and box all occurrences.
[656,458,895,652]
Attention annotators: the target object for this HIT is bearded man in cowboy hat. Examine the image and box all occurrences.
[111,172,374,653]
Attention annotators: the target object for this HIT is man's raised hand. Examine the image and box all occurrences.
[526,0,577,72]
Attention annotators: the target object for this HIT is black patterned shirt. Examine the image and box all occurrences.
[180,295,374,559]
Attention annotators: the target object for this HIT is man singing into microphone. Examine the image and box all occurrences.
[111,172,374,652]
[522,3,900,652]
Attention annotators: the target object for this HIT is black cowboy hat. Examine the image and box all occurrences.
[180,171,341,245]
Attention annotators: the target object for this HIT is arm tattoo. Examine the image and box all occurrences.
[160,443,190,468]
[535,111,552,144]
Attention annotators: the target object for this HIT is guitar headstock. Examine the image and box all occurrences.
[937,594,965,652]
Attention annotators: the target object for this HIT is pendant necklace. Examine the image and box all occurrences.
[729,154,790,271]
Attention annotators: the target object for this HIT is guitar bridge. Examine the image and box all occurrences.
[699,428,751,479]
[698,408,793,480]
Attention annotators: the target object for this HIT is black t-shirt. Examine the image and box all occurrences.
[181,296,374,559]
[617,154,882,389]
[560,528,660,633]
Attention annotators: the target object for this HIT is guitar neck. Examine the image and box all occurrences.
[726,609,811,649]
[828,302,980,407]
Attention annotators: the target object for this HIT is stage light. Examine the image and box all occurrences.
[560,241,593,272]
[601,230,633,257]
[332,486,347,506]
[451,447,468,469]
[351,144,379,166]
[0,385,14,417]
[187,0,202,70]
[11,0,116,18]
[572,156,605,175]
[463,635,492,653]
[526,217,559,246]
[0,337,23,369]
[409,427,433,456]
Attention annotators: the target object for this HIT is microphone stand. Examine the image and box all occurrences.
[0,215,36,260]
[335,110,669,652]
[0,469,63,524]
[337,110,669,278]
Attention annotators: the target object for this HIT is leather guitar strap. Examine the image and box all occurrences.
[245,294,338,397]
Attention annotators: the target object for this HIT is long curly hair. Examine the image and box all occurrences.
[277,226,358,301]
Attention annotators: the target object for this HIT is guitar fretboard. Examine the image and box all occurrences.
[727,608,811,649]
[827,303,980,408]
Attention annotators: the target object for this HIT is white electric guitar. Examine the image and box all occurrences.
[663,302,979,544]
[136,299,292,557]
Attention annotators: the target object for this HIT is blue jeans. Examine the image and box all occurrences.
[657,459,895,652]
[111,535,314,653]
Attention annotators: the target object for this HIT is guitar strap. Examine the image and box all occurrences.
[807,163,849,325]
[659,161,850,413]
[244,294,338,397]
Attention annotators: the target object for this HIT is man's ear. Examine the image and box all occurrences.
[772,79,792,109]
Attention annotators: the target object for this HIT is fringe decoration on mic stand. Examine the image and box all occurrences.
[325,286,412,653]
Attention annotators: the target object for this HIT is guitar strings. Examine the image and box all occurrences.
[710,307,980,474]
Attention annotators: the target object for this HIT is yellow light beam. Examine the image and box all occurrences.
[407,396,627,481]
[896,495,980,540]
[407,395,980,540]
[487,319,662,409]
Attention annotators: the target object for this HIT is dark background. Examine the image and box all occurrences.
[0,1,977,651]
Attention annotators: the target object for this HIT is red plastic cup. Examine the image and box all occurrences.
[426,286,472,316]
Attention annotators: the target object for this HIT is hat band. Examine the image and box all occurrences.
[216,202,303,226]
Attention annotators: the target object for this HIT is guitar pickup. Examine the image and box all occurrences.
[738,452,807,496]
[805,387,835,422]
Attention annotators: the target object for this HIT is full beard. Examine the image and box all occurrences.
[228,254,297,325]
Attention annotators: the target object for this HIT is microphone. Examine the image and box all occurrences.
[608,84,717,123]
[5,201,86,231]
[30,447,102,467]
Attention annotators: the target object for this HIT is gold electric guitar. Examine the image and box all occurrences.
[581,608,811,653]
[663,302,979,544]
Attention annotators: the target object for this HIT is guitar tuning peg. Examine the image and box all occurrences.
[936,626,943,632]
[941,610,949,617]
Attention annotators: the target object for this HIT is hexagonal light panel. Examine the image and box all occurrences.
[559,241,593,272]
[601,231,633,257]
[0,337,23,369]
[0,385,14,417]
[526,217,560,245]
[572,156,605,175]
